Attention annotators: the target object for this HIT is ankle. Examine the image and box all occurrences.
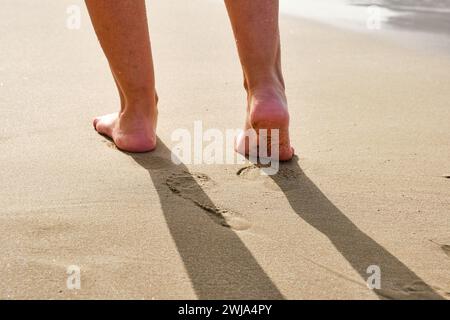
[122,93,158,117]
[247,83,287,112]
[244,75,286,101]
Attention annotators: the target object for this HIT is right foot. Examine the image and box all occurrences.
[93,109,157,153]
[235,87,294,161]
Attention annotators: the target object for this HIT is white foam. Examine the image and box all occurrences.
[280,0,400,30]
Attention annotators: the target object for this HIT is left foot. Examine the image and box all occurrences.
[93,107,157,153]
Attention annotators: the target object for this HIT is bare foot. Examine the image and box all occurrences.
[235,87,294,161]
[93,109,157,153]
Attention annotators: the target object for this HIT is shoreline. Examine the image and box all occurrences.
[279,0,450,56]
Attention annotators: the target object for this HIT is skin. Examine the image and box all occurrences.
[86,0,294,160]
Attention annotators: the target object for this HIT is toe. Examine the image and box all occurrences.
[93,117,100,130]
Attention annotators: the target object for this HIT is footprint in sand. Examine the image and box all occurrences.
[237,164,302,191]
[165,171,251,231]
[102,139,117,150]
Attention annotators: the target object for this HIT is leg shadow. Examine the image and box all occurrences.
[255,158,442,299]
[128,140,284,299]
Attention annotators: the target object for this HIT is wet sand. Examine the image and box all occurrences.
[350,0,450,35]
[0,0,449,299]
[281,0,450,54]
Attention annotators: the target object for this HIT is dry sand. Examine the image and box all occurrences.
[0,0,449,299]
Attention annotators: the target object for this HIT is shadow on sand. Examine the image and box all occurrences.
[265,158,443,299]
[129,140,284,299]
[128,140,443,300]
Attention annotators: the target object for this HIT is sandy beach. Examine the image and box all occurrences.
[0,0,449,299]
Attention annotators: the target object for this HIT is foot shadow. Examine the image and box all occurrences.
[127,139,284,299]
[255,158,443,299]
